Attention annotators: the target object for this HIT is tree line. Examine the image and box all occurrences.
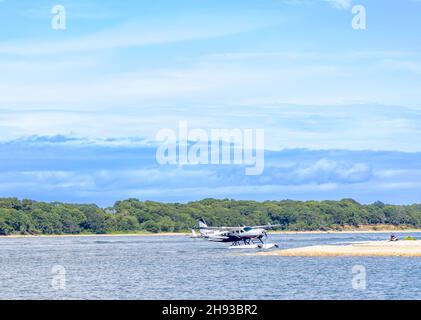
[0,197,421,235]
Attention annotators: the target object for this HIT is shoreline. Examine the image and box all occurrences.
[1,228,421,239]
[0,232,187,238]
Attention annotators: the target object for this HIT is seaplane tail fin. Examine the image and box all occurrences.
[198,218,208,236]
[191,229,197,237]
[198,218,207,228]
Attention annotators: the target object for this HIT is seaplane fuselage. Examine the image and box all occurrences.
[207,227,267,242]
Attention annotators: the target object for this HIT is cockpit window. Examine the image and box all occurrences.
[243,227,252,232]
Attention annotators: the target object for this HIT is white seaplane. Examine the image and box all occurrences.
[193,218,280,249]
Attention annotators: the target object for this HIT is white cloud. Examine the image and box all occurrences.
[1,102,421,152]
[281,0,353,9]
[382,59,421,74]
[0,16,276,56]
[293,159,371,183]
[324,0,352,9]
[1,143,421,205]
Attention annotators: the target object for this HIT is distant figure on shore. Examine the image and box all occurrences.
[389,234,399,242]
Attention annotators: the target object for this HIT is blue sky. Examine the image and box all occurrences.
[0,0,421,205]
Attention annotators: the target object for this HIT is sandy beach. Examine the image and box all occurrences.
[269,229,421,235]
[258,240,421,257]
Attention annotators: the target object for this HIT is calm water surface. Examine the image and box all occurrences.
[1,232,420,299]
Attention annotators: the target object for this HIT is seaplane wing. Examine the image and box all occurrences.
[198,218,280,231]
[199,226,243,231]
[251,224,282,230]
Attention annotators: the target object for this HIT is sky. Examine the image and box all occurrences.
[0,0,420,206]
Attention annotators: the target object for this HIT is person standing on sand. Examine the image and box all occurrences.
[390,234,398,241]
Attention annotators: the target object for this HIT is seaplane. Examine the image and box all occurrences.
[196,218,280,249]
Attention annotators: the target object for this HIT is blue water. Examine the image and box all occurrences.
[1,232,420,300]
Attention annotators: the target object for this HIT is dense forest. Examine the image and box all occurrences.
[1,197,421,235]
